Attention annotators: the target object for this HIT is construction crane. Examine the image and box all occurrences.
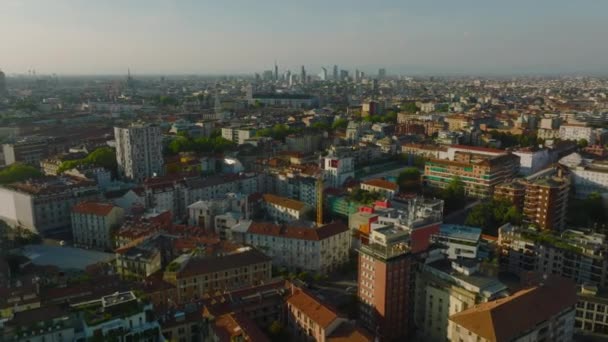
[316,174,324,226]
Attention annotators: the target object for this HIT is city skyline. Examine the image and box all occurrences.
[2,0,608,75]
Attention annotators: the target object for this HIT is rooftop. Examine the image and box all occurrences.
[439,224,482,242]
[287,289,340,329]
[72,201,118,216]
[262,193,307,211]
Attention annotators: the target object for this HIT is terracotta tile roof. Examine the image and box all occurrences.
[449,277,577,342]
[177,249,271,278]
[247,221,348,241]
[287,289,340,329]
[212,312,271,342]
[361,178,398,191]
[327,322,373,342]
[262,193,307,211]
[450,144,505,154]
[72,201,117,216]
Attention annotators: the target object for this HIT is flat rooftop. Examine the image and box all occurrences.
[23,244,115,270]
[439,224,482,242]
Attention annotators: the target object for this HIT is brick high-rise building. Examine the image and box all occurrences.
[495,167,570,231]
[358,227,415,341]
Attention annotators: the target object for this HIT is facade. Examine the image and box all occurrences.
[415,256,507,341]
[448,278,577,342]
[559,154,608,199]
[262,193,311,223]
[116,242,162,280]
[162,248,272,304]
[221,126,257,145]
[358,227,415,341]
[559,124,597,144]
[575,284,608,338]
[2,137,49,166]
[71,201,125,250]
[286,288,372,342]
[431,224,481,260]
[499,225,608,289]
[0,176,100,235]
[360,179,398,199]
[512,148,551,176]
[424,152,520,198]
[244,221,350,274]
[187,192,250,236]
[495,168,570,231]
[249,93,318,108]
[322,155,355,188]
[114,123,164,183]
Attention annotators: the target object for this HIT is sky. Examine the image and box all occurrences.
[1,0,607,75]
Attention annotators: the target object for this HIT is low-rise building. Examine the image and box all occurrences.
[244,221,350,274]
[448,278,577,342]
[431,224,482,260]
[360,178,398,199]
[262,193,311,223]
[0,176,100,235]
[71,201,125,251]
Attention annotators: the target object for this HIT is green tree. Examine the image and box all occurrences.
[401,102,419,113]
[332,118,349,130]
[0,163,43,184]
[397,168,421,192]
[465,199,522,235]
[437,176,467,212]
[578,139,589,148]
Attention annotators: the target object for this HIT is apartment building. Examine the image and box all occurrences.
[424,152,519,198]
[2,136,49,166]
[499,225,608,289]
[262,193,311,223]
[495,168,570,231]
[415,256,508,341]
[286,289,372,342]
[162,248,272,304]
[559,124,597,144]
[114,123,164,183]
[575,284,608,337]
[360,178,398,199]
[244,221,350,274]
[431,224,482,260]
[448,278,576,342]
[71,201,125,251]
[187,192,250,237]
[0,176,100,235]
[358,227,416,341]
[322,153,355,188]
[559,153,608,199]
[221,126,257,145]
[115,242,162,280]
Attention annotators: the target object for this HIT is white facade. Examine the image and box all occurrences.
[114,123,163,183]
[244,223,350,273]
[513,149,551,176]
[221,127,256,145]
[71,204,125,251]
[559,125,596,144]
[322,156,354,188]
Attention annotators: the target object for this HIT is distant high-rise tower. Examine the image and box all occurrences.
[378,68,387,79]
[274,61,279,82]
[333,65,339,80]
[0,69,7,97]
[114,123,163,183]
[300,65,306,84]
[285,70,292,86]
[320,67,328,81]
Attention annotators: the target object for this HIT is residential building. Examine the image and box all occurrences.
[424,152,519,198]
[71,201,125,251]
[0,176,100,235]
[322,153,355,188]
[559,124,597,144]
[0,306,79,342]
[286,288,372,342]
[248,93,318,108]
[360,179,398,199]
[262,193,311,223]
[2,137,49,166]
[499,225,608,289]
[162,248,272,304]
[114,123,164,183]
[575,284,608,338]
[512,148,551,176]
[431,224,482,260]
[358,227,416,341]
[221,126,257,145]
[187,192,250,237]
[244,221,350,274]
[559,153,608,199]
[415,256,508,341]
[495,167,570,231]
[448,278,577,342]
[116,240,162,280]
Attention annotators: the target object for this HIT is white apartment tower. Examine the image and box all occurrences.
[114,123,163,183]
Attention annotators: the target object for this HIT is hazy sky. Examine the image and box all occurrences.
[1,0,607,75]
